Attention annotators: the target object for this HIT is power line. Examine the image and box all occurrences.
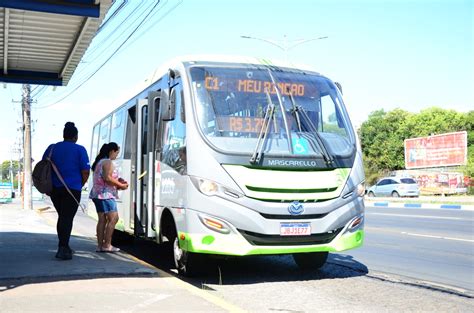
[35,0,170,109]
[96,0,129,34]
[77,0,148,69]
[31,1,148,104]
[119,0,183,52]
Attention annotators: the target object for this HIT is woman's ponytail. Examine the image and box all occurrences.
[91,143,110,171]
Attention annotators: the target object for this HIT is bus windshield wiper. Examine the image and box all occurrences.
[297,105,334,164]
[288,92,302,131]
[267,70,293,153]
[288,92,332,164]
[250,91,275,164]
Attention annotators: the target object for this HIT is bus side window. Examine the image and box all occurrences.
[98,116,111,148]
[110,109,126,157]
[161,82,186,174]
[123,106,136,159]
[90,124,100,161]
[141,105,148,153]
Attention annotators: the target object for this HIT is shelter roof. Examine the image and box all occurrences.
[0,0,112,86]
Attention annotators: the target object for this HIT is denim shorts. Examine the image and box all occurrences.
[92,198,117,213]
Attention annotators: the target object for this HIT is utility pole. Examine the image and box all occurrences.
[22,84,33,210]
[16,140,21,197]
[9,156,14,195]
[240,34,328,62]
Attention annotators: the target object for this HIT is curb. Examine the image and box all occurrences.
[365,201,474,210]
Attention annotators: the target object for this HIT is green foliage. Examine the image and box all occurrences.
[459,110,474,178]
[360,107,473,183]
[0,160,21,187]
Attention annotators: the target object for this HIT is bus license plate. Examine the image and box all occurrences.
[280,222,311,236]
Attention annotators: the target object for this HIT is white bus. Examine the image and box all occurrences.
[89,55,366,275]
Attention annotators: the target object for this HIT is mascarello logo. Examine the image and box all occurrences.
[288,201,304,215]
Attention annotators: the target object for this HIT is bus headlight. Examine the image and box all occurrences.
[357,183,366,197]
[190,176,243,198]
[343,182,366,198]
[199,179,219,195]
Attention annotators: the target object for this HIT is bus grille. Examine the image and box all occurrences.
[246,186,338,193]
[249,197,337,203]
[259,212,328,220]
[237,227,343,246]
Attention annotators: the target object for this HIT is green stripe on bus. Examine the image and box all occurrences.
[245,185,338,193]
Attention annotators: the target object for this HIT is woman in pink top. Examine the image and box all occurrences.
[89,142,128,252]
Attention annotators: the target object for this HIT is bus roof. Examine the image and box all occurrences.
[99,55,322,125]
[144,54,320,87]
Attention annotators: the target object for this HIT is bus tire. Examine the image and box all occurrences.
[173,236,200,276]
[293,252,328,270]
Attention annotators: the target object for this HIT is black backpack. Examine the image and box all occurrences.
[32,146,54,194]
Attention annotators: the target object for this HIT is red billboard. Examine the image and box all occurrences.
[404,131,467,169]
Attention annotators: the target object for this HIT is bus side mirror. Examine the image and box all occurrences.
[334,82,343,94]
[161,88,175,121]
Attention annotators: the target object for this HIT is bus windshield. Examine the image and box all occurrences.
[189,65,355,158]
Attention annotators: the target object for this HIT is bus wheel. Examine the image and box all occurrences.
[368,191,375,197]
[173,236,199,276]
[292,252,328,270]
[391,191,400,197]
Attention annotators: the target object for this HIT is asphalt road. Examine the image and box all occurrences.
[52,201,474,311]
[346,205,474,292]
[71,202,474,293]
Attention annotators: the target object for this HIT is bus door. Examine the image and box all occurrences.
[135,98,149,237]
[126,105,137,231]
[135,91,162,238]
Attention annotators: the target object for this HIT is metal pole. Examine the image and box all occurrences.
[22,84,33,210]
[9,156,14,197]
[17,141,21,196]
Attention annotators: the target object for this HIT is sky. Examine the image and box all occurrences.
[0,0,472,164]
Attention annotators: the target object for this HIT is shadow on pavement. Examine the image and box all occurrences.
[112,231,369,288]
[0,231,159,292]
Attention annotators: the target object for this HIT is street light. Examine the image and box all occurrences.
[240,34,328,62]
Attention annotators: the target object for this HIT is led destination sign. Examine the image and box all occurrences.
[205,76,306,96]
[217,116,264,133]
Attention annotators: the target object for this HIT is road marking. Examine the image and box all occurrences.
[125,254,247,313]
[401,232,474,243]
[366,227,474,243]
[121,293,172,313]
[37,207,246,313]
[368,212,465,221]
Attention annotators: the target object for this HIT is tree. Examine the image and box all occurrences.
[0,160,21,185]
[460,110,474,179]
[359,108,413,181]
[359,107,472,185]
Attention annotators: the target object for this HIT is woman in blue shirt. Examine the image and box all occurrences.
[42,122,90,260]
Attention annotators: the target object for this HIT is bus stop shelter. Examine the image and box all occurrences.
[0,0,113,209]
[1,0,112,86]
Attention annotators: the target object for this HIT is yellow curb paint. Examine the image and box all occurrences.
[126,254,247,313]
[37,210,246,313]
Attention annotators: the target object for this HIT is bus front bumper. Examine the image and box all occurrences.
[176,209,364,256]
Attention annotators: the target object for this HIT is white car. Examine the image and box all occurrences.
[367,177,420,197]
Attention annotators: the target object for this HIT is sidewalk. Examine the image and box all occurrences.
[0,199,243,312]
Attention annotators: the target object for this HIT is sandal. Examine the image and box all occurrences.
[101,246,120,253]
